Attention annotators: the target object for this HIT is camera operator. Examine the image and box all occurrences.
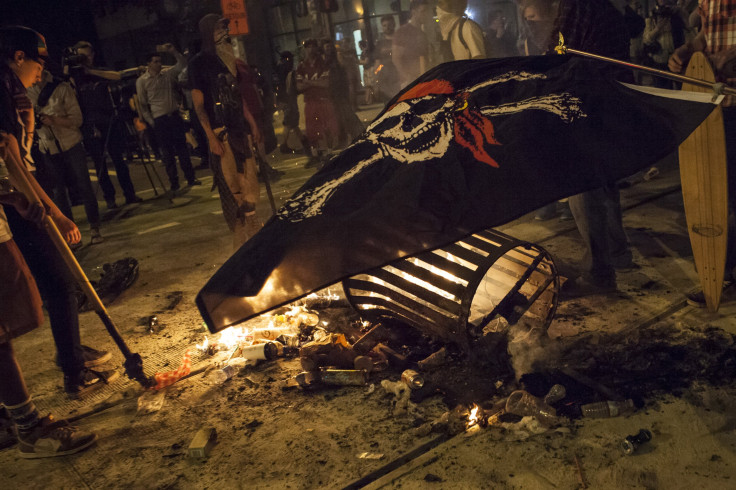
[136,43,200,193]
[67,41,141,209]
[642,0,687,88]
[27,70,103,244]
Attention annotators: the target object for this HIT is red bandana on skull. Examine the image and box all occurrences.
[395,80,501,168]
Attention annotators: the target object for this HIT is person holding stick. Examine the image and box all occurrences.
[0,25,117,400]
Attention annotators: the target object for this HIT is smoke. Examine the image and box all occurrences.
[506,319,562,379]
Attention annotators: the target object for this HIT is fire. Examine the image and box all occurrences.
[195,336,210,353]
[467,404,482,428]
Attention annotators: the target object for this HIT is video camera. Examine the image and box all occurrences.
[62,46,88,69]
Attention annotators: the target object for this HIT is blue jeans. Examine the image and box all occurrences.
[568,184,631,283]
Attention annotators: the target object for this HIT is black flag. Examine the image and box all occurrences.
[197,55,716,332]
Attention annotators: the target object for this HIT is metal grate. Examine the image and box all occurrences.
[343,229,559,349]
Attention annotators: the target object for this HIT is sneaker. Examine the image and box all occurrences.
[559,276,617,301]
[106,199,118,210]
[188,179,202,186]
[64,367,119,399]
[17,415,97,459]
[685,279,734,308]
[279,143,293,154]
[56,345,112,369]
[0,415,16,450]
[90,228,104,245]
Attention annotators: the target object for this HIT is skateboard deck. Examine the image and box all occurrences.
[679,51,728,311]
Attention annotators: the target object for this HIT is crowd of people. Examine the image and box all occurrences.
[1,0,736,460]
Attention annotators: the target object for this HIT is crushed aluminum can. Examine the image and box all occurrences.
[401,369,424,389]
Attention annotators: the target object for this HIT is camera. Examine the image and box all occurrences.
[62,46,87,68]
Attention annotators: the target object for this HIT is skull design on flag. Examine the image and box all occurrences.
[279,70,588,222]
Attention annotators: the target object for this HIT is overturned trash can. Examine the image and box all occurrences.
[342,229,559,349]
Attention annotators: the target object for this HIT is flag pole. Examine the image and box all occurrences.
[555,33,736,97]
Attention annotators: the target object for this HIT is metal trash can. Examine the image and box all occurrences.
[342,229,559,349]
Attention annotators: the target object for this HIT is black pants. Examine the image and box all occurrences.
[6,208,84,376]
[41,143,100,229]
[82,120,137,202]
[153,112,195,190]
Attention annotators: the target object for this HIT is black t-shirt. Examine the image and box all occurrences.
[72,68,116,126]
[188,52,246,134]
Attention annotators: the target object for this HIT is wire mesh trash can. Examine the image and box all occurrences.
[342,229,559,349]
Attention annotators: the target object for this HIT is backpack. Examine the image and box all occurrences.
[441,17,491,61]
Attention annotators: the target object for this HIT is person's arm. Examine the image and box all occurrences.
[668,29,707,73]
[39,84,83,130]
[191,88,224,156]
[0,132,80,244]
[164,44,187,78]
[135,77,155,127]
[84,67,122,81]
[0,192,45,226]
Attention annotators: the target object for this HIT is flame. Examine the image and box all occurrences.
[467,404,482,427]
[196,336,210,352]
[216,326,250,350]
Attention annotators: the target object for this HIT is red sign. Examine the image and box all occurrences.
[221,0,249,36]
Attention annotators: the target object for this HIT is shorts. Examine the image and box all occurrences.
[0,239,43,343]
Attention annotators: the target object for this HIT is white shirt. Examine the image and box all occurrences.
[136,55,187,126]
[27,78,84,155]
[449,18,487,61]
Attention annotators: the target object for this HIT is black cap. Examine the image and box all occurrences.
[0,26,48,62]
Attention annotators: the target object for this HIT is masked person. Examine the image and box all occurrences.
[189,14,263,248]
[0,25,100,458]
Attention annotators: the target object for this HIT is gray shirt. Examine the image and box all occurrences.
[136,54,187,126]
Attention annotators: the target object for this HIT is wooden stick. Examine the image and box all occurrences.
[2,135,152,387]
[574,454,588,489]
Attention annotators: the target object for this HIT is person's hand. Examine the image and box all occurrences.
[39,114,57,127]
[53,214,81,244]
[0,193,46,226]
[207,135,224,156]
[668,44,692,73]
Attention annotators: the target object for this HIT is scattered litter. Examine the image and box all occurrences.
[152,350,192,390]
[137,389,166,415]
[505,390,558,427]
[212,358,254,384]
[147,315,159,334]
[499,415,549,439]
[401,369,424,389]
[580,399,635,418]
[357,452,384,460]
[424,473,444,483]
[621,429,652,455]
[417,347,447,369]
[77,257,139,311]
[188,428,217,459]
